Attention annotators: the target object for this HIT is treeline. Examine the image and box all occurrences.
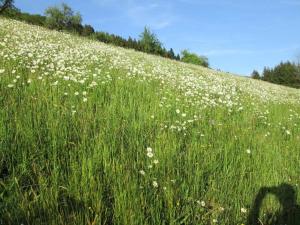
[1,4,179,60]
[251,61,300,89]
[1,2,209,66]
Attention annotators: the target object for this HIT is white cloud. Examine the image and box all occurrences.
[126,1,175,29]
[91,0,176,29]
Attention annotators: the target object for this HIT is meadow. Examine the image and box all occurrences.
[1,18,300,224]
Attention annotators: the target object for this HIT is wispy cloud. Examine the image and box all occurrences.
[90,0,176,29]
[126,1,175,29]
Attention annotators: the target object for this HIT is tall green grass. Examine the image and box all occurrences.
[1,18,300,225]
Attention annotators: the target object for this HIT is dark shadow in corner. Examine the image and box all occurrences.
[0,189,94,225]
[247,183,300,225]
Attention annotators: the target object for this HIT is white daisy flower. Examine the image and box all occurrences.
[147,152,154,158]
[241,207,247,213]
[152,181,158,188]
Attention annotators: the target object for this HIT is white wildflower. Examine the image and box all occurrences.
[241,207,247,213]
[147,152,154,158]
[146,147,152,152]
[197,200,206,207]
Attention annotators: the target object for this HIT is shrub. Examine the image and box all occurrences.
[180,49,209,67]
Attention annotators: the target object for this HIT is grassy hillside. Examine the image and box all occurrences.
[1,18,300,225]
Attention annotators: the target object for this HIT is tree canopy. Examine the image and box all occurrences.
[2,3,209,64]
[44,3,82,31]
[139,27,163,54]
[181,50,209,67]
[0,0,14,14]
[254,61,300,89]
[251,70,260,79]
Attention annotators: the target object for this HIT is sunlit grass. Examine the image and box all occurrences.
[0,18,300,225]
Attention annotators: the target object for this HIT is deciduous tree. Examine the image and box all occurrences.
[181,49,209,67]
[45,3,82,32]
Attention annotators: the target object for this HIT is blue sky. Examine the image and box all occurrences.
[15,0,300,76]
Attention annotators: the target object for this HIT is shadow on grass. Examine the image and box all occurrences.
[247,183,300,225]
[0,188,93,225]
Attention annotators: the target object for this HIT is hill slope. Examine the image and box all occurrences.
[1,18,300,225]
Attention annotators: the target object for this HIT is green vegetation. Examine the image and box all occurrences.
[251,70,260,80]
[181,49,209,68]
[0,0,13,14]
[252,61,300,89]
[139,27,163,54]
[1,18,300,225]
[44,3,82,32]
[0,3,183,62]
